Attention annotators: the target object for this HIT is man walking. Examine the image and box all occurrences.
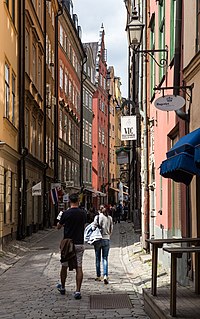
[57,193,86,299]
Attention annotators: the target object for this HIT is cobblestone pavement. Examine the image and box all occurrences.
[0,221,169,319]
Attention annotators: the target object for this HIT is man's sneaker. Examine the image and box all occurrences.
[104,276,109,284]
[74,292,82,300]
[57,283,66,295]
[95,277,101,281]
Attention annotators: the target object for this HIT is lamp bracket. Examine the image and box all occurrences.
[135,47,168,68]
[153,84,194,103]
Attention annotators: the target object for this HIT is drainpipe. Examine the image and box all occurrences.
[54,5,63,221]
[43,0,47,228]
[173,0,190,237]
[143,0,150,251]
[80,56,87,188]
[18,0,26,240]
[174,0,188,122]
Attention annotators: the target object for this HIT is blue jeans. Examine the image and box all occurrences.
[94,239,110,277]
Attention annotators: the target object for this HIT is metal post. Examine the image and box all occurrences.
[43,0,47,228]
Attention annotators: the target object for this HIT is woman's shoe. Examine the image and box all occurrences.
[95,276,101,281]
[104,276,109,284]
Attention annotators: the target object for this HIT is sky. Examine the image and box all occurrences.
[73,0,128,97]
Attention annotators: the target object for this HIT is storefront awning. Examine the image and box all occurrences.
[160,128,200,185]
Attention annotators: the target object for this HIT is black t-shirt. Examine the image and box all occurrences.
[59,207,86,244]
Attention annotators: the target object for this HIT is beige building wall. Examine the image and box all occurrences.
[0,1,19,246]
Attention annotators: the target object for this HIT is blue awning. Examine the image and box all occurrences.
[160,128,200,185]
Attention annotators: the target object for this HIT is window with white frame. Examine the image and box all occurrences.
[102,129,105,145]
[59,24,64,47]
[85,121,89,144]
[89,124,92,146]
[99,128,101,143]
[69,119,72,145]
[11,73,15,125]
[59,66,63,89]
[64,72,68,95]
[59,109,63,139]
[5,63,10,119]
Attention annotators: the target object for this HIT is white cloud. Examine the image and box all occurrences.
[73,0,128,97]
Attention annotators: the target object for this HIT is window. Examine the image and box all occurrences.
[89,124,92,146]
[59,155,62,182]
[69,119,72,145]
[83,119,85,143]
[59,66,63,89]
[32,44,36,84]
[38,56,42,94]
[64,158,67,181]
[59,109,63,138]
[46,135,49,165]
[11,73,15,125]
[25,108,29,148]
[85,121,89,144]
[150,14,155,98]
[31,117,36,156]
[5,63,10,119]
[25,28,30,73]
[60,24,64,47]
[99,128,101,143]
[159,0,165,81]
[102,129,105,145]
[64,73,68,95]
[38,123,42,160]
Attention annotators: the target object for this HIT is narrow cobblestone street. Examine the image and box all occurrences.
[0,222,169,319]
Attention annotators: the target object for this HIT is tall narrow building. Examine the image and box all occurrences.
[91,26,109,208]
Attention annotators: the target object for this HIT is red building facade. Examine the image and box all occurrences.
[92,27,109,206]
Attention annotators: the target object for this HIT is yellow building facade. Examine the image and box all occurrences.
[0,1,19,247]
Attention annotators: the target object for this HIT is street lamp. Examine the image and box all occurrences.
[126,8,144,48]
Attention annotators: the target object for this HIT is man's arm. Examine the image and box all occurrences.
[57,222,62,230]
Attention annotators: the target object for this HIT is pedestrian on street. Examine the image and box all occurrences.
[93,205,113,284]
[57,193,87,299]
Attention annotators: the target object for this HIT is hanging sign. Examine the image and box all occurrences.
[121,115,137,141]
[154,95,185,111]
[32,182,42,196]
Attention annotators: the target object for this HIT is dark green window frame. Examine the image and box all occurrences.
[150,14,155,99]
[158,0,165,82]
[170,0,176,61]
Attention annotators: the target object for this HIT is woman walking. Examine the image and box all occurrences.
[93,205,113,284]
